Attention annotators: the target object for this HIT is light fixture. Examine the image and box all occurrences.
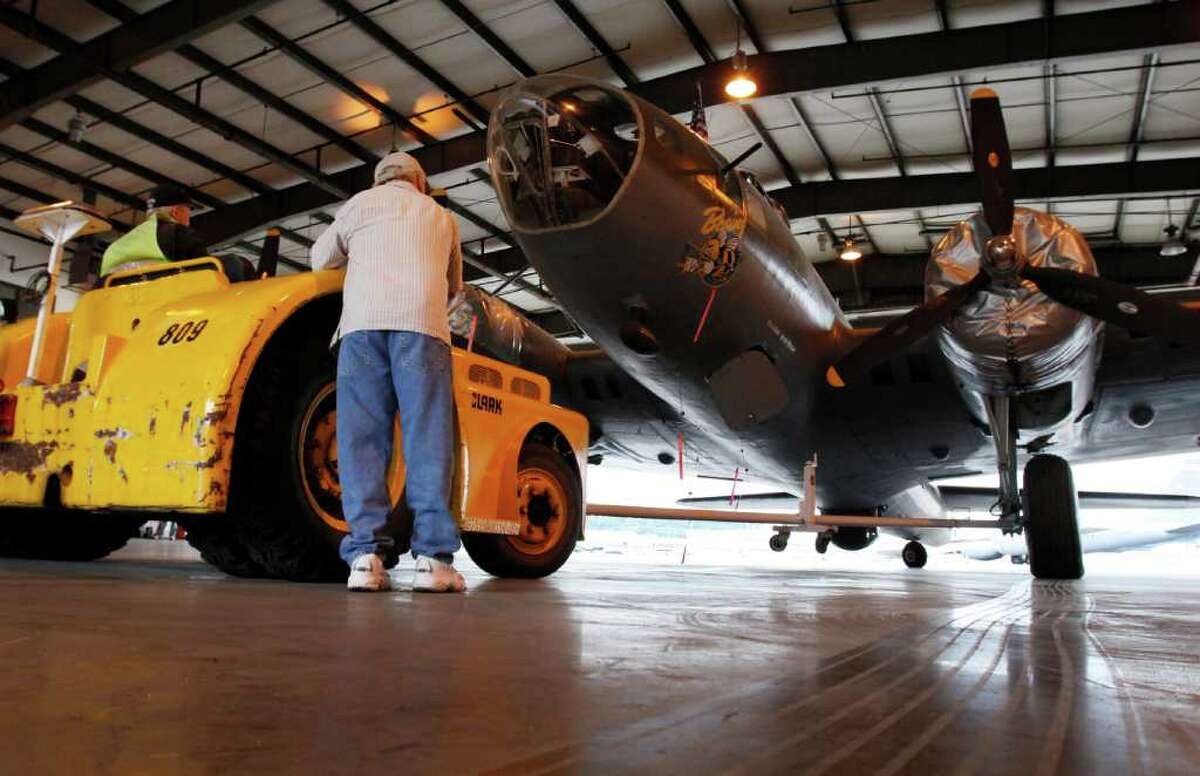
[1161,224,1188,257]
[724,19,757,99]
[839,237,862,262]
[67,110,87,143]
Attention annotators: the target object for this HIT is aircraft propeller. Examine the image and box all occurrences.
[827,88,1200,388]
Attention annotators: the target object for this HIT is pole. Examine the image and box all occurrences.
[23,235,66,384]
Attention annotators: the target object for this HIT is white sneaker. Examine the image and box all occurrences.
[347,553,392,592]
[412,556,466,593]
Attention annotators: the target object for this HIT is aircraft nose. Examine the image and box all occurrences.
[487,76,640,231]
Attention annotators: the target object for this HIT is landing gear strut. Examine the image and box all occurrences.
[814,531,831,554]
[984,396,1084,580]
[901,540,927,569]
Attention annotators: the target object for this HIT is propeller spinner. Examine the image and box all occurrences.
[828,88,1200,388]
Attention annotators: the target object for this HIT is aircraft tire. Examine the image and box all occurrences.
[463,442,581,578]
[0,507,142,561]
[1022,454,1084,580]
[224,334,348,583]
[901,540,927,569]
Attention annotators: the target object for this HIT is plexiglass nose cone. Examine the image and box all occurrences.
[487,77,640,231]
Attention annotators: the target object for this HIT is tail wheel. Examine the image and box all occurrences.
[1023,454,1084,580]
[463,442,580,578]
[901,540,927,569]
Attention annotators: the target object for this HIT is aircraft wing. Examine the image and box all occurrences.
[952,522,1200,561]
[939,485,1200,513]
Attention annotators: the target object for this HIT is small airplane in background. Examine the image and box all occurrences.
[453,75,1200,580]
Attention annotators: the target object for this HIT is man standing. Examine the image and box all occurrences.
[100,184,208,278]
[311,151,465,593]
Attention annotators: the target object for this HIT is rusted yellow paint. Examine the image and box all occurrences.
[0,258,587,537]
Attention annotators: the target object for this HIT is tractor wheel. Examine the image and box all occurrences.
[1023,454,1084,580]
[462,442,581,578]
[225,334,349,582]
[0,507,142,561]
[181,517,268,578]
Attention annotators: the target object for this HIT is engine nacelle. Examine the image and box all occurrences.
[831,526,878,552]
[928,209,1103,431]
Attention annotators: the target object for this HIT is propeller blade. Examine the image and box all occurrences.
[1022,264,1200,347]
[828,271,991,387]
[969,88,1014,237]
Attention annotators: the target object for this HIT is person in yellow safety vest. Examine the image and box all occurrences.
[100,183,208,278]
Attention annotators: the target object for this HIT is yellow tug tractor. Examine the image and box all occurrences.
[0,202,588,582]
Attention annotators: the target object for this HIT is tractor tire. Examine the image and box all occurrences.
[0,507,142,561]
[1023,454,1084,580]
[181,517,268,578]
[463,442,581,578]
[224,332,348,583]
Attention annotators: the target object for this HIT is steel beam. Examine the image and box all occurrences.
[18,116,226,210]
[817,246,1196,299]
[552,0,638,86]
[322,0,491,125]
[240,16,436,146]
[84,0,378,167]
[637,0,1200,116]
[194,132,488,245]
[660,0,717,63]
[2,12,343,199]
[1115,53,1160,238]
[65,94,273,196]
[866,88,905,176]
[192,1,1200,245]
[439,0,537,77]
[933,0,950,31]
[832,0,855,42]
[789,97,838,180]
[739,105,799,188]
[0,141,142,210]
[0,0,281,130]
[774,157,1200,221]
[1044,64,1057,168]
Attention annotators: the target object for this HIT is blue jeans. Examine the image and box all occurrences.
[336,330,460,565]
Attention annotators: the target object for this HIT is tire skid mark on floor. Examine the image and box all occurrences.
[741,596,1031,775]
[484,583,1032,776]
[863,621,1018,776]
[1033,611,1075,776]
[1082,593,1147,776]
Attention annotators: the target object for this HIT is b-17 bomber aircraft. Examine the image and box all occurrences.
[458,75,1200,580]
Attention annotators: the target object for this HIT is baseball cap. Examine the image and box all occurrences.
[374,151,427,192]
[145,183,192,212]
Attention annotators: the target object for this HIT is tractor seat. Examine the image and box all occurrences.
[217,255,256,283]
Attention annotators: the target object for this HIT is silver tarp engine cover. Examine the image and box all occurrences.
[927,208,1102,395]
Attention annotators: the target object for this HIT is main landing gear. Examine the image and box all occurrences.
[985,396,1084,580]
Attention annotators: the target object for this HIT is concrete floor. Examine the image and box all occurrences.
[0,542,1197,775]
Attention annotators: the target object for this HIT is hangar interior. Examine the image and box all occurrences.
[0,1,1198,773]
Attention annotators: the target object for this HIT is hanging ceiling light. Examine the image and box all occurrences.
[1161,224,1188,257]
[724,19,756,99]
[725,51,757,99]
[839,237,862,262]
